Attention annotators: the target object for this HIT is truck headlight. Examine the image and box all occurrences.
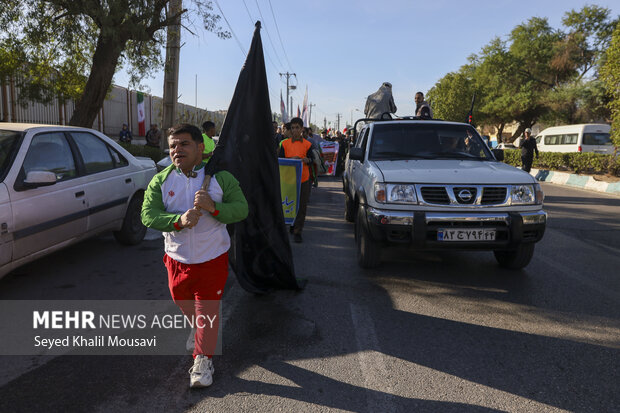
[510,185,535,205]
[387,184,418,204]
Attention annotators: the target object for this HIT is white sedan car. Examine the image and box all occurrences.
[0,123,157,280]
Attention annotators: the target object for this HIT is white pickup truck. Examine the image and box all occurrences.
[343,119,547,269]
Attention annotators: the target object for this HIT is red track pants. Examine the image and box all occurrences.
[163,252,229,358]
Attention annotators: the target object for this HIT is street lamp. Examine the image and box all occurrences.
[350,108,361,126]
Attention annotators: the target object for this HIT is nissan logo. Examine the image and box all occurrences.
[458,189,472,202]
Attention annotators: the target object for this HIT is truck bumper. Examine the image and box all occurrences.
[363,207,546,250]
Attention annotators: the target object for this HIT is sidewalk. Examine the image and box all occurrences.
[530,168,620,196]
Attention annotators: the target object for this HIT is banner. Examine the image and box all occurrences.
[278,158,302,225]
[137,92,146,136]
[319,141,339,176]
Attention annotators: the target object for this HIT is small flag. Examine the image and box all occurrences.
[301,86,309,127]
[137,92,146,136]
[280,90,288,123]
[297,104,301,118]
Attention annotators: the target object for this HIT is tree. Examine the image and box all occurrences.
[427,64,475,123]
[600,21,620,148]
[0,0,229,127]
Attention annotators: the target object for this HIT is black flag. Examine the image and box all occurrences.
[205,21,304,293]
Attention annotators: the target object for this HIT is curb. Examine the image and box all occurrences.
[530,168,620,195]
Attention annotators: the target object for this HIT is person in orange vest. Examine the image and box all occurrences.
[278,117,315,243]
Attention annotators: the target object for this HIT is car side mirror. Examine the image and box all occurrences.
[349,147,364,161]
[23,170,57,188]
[491,149,504,162]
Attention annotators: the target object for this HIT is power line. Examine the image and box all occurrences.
[254,0,285,70]
[214,0,246,57]
[240,0,255,25]
[267,0,293,72]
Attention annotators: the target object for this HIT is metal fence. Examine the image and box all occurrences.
[0,78,220,137]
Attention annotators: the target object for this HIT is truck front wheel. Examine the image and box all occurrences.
[494,243,535,269]
[355,208,381,268]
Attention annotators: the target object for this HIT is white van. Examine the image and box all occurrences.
[535,124,613,154]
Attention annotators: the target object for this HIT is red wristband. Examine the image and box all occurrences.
[210,209,220,217]
[173,221,182,231]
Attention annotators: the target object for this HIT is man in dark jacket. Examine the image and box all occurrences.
[519,128,539,173]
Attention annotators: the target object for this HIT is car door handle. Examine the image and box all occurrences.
[125,178,132,183]
[75,191,85,198]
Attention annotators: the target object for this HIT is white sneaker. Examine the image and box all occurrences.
[186,328,196,352]
[189,355,214,388]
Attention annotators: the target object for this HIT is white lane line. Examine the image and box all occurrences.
[535,255,620,302]
[350,303,396,409]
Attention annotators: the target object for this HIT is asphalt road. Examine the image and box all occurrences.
[0,179,618,413]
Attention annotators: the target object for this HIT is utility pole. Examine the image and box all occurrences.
[279,72,296,119]
[290,96,293,118]
[309,103,316,126]
[162,0,182,143]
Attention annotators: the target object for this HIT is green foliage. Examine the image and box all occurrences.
[0,0,230,115]
[117,142,165,163]
[600,21,620,148]
[502,149,620,176]
[429,5,616,139]
[427,65,475,123]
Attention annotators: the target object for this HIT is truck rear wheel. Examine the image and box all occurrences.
[494,243,535,269]
[355,208,381,268]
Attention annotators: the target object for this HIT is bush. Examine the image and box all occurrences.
[117,142,165,163]
[502,149,620,176]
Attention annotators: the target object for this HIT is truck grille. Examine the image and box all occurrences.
[420,187,450,205]
[453,187,477,204]
[481,187,508,205]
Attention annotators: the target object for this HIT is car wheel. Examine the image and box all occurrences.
[113,193,147,246]
[493,243,535,269]
[344,191,356,222]
[355,208,381,268]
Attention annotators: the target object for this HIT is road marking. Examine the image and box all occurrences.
[349,303,396,409]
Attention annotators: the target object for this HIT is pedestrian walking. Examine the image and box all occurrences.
[201,121,216,161]
[519,128,539,173]
[278,117,315,243]
[141,123,248,388]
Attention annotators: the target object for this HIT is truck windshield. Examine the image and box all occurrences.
[0,131,23,182]
[369,123,493,161]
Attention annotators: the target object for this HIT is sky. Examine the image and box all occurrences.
[115,0,619,130]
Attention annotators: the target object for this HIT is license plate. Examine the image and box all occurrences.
[437,228,496,242]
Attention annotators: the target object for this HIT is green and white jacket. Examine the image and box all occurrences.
[141,162,248,264]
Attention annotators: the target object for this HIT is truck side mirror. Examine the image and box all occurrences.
[349,147,364,161]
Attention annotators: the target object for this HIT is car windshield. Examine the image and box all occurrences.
[0,130,22,181]
[368,123,493,161]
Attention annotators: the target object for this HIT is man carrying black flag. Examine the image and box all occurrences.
[204,21,305,293]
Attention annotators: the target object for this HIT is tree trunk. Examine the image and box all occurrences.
[497,123,505,142]
[69,32,127,127]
